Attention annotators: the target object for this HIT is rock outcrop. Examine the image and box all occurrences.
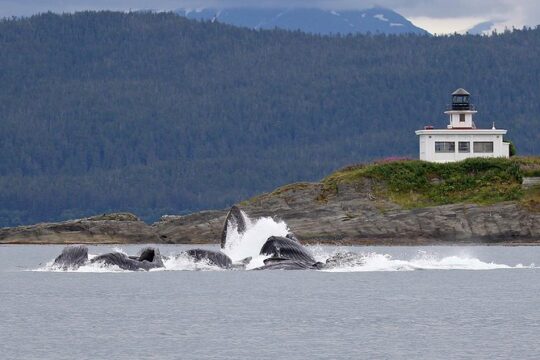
[0,213,159,244]
[152,181,540,245]
[2,181,540,245]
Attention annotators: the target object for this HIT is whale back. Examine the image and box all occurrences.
[53,245,89,269]
[184,249,233,269]
[220,205,247,249]
[91,250,164,271]
[91,252,139,271]
[260,236,317,265]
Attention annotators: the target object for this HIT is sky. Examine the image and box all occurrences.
[0,1,538,34]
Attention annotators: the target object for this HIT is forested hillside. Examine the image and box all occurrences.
[0,11,539,226]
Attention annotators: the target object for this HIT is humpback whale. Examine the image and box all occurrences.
[260,236,318,264]
[90,247,164,271]
[256,236,324,270]
[53,245,89,270]
[179,205,251,268]
[177,249,252,269]
[220,205,246,249]
[47,206,347,271]
[49,206,251,271]
[181,249,233,268]
[52,246,164,271]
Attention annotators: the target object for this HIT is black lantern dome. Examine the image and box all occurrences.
[451,88,471,110]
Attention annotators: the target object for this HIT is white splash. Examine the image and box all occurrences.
[222,211,289,266]
[160,253,226,272]
[322,250,530,272]
[36,259,127,273]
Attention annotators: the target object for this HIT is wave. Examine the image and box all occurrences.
[320,250,533,272]
[35,247,534,273]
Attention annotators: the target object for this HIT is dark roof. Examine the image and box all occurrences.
[452,88,470,96]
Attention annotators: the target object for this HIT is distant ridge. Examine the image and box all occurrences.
[176,7,430,35]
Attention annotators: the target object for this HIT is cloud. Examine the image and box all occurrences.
[0,0,539,32]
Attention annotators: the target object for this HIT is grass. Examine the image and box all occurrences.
[322,157,525,208]
[520,184,540,211]
[512,156,540,177]
[240,182,315,205]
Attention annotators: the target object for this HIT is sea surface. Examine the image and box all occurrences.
[2,244,540,360]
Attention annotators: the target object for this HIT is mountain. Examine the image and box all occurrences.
[176,7,429,35]
[467,21,496,35]
[0,12,539,227]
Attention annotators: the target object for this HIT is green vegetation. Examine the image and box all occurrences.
[1,12,540,226]
[521,184,540,212]
[508,141,517,157]
[512,157,540,177]
[322,158,529,208]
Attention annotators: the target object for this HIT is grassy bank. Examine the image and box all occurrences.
[322,157,540,209]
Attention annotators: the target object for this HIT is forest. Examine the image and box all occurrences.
[0,11,539,226]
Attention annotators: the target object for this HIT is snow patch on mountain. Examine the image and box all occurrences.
[175,7,430,36]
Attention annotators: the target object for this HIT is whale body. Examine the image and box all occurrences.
[260,236,318,264]
[91,247,164,271]
[52,245,89,270]
[181,249,233,268]
[256,236,324,270]
[220,205,247,249]
[51,246,164,271]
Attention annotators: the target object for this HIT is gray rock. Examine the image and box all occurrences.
[0,213,159,244]
[3,181,540,244]
[153,182,540,245]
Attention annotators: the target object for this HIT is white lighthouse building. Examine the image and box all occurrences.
[415,88,510,163]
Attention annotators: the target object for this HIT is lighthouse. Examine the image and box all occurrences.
[415,88,510,163]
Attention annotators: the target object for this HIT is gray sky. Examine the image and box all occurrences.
[0,1,538,34]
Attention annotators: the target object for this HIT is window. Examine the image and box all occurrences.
[473,142,494,153]
[459,114,466,122]
[453,95,469,104]
[435,142,455,153]
[458,142,470,153]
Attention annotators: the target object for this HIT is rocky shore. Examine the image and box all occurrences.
[154,181,540,245]
[0,213,160,244]
[2,180,540,245]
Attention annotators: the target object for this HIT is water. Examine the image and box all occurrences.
[2,244,540,359]
[2,214,540,359]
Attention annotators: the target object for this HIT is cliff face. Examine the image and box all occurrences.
[152,181,540,245]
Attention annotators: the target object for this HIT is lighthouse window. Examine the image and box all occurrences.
[460,114,466,122]
[473,142,494,153]
[435,141,455,153]
[458,142,470,153]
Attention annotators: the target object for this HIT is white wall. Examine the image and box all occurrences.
[447,110,476,129]
[416,130,509,163]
